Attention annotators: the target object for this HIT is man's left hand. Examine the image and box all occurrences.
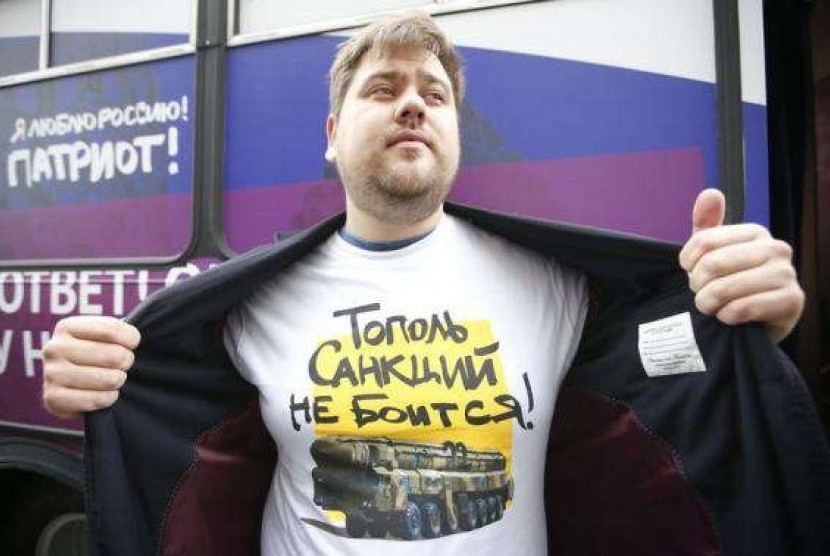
[679,189,805,342]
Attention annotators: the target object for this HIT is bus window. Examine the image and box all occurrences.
[236,0,428,35]
[0,0,40,78]
[0,58,196,262]
[50,0,192,66]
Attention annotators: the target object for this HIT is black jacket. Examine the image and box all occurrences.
[85,204,830,555]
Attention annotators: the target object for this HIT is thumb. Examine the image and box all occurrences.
[692,188,726,234]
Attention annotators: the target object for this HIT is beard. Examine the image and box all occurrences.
[338,149,457,225]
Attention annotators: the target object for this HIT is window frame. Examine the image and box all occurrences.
[0,0,198,88]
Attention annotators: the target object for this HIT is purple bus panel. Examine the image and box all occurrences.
[222,35,769,252]
[0,55,196,261]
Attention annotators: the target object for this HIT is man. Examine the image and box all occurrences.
[43,12,817,556]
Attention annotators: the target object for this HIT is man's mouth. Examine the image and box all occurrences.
[388,131,431,149]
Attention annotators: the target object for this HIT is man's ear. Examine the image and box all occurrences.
[325,113,337,162]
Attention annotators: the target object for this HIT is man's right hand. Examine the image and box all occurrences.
[42,316,141,419]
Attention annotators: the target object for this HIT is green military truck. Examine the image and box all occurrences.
[311,436,513,540]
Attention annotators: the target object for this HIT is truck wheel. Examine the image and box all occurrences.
[489,495,503,521]
[490,495,504,521]
[443,501,460,534]
[459,497,478,531]
[396,502,421,540]
[345,513,368,538]
[367,512,387,538]
[420,501,442,538]
[475,498,489,527]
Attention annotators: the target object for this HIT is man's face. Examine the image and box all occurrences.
[326,46,461,225]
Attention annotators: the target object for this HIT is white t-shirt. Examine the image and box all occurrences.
[225,213,588,556]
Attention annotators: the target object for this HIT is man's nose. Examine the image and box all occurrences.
[394,91,426,126]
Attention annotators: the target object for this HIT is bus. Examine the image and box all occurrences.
[0,1,768,553]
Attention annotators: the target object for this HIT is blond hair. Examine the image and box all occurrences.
[328,11,465,117]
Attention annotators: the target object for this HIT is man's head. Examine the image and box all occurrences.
[328,12,465,119]
[325,12,465,231]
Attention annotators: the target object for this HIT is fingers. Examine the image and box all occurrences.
[43,386,120,420]
[681,188,804,341]
[686,238,793,293]
[679,223,772,272]
[693,263,797,316]
[45,363,128,392]
[42,316,140,419]
[44,335,136,371]
[704,284,805,343]
[680,207,804,342]
[55,315,141,349]
[692,188,726,234]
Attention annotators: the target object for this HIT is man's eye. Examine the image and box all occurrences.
[371,86,394,97]
[424,91,446,104]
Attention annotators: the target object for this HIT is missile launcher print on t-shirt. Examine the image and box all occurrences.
[287,302,537,541]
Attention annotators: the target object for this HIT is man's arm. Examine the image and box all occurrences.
[679,189,805,342]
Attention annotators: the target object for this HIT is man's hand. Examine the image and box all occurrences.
[42,316,141,419]
[679,189,805,342]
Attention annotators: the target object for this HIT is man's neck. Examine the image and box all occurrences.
[343,203,443,243]
[338,227,433,251]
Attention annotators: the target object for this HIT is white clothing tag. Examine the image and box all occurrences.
[638,312,706,377]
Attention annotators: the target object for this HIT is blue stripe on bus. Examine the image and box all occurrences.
[744,103,770,225]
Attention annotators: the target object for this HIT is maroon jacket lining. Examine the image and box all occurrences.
[549,388,721,555]
[161,403,277,556]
